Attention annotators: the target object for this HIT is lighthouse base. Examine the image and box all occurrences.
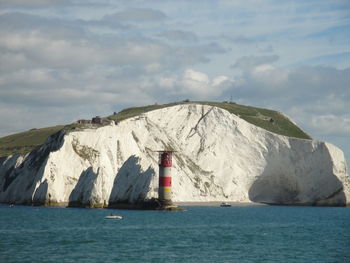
[159,199,173,206]
[108,198,184,211]
[159,205,183,211]
[155,199,184,211]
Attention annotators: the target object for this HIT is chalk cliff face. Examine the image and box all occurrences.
[0,104,349,206]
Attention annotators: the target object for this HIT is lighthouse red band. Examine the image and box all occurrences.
[159,176,172,187]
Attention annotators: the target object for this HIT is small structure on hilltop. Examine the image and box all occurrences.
[92,116,102,124]
[77,119,91,124]
[77,116,104,125]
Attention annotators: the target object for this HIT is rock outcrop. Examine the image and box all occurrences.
[0,104,349,207]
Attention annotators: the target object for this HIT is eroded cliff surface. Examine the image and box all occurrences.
[0,104,349,206]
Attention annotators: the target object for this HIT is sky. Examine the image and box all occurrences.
[0,0,349,162]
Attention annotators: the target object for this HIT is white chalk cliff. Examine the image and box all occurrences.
[0,104,349,206]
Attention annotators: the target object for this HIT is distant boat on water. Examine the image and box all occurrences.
[105,214,123,219]
[220,202,231,207]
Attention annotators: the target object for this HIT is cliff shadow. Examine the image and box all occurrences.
[0,130,67,205]
[248,142,346,206]
[68,167,99,207]
[108,155,155,206]
[0,154,22,194]
[248,170,301,205]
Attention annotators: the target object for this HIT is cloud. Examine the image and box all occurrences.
[306,24,350,44]
[103,8,166,23]
[158,30,198,42]
[222,34,259,45]
[231,55,279,70]
[228,55,350,140]
[0,30,103,71]
[295,51,350,70]
[310,114,350,136]
[259,44,274,53]
[157,69,232,100]
[182,69,210,95]
[0,10,231,131]
[0,0,68,7]
[0,11,228,72]
[0,67,156,107]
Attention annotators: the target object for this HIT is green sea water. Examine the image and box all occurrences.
[0,204,349,262]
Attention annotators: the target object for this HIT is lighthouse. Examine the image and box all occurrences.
[157,150,175,206]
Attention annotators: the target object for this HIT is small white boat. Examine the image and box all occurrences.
[220,202,231,207]
[105,215,123,219]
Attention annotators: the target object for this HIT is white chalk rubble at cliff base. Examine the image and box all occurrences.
[0,104,349,207]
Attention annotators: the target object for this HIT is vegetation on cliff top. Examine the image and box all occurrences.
[0,101,311,157]
[0,126,64,157]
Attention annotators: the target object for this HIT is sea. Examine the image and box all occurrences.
[0,204,349,263]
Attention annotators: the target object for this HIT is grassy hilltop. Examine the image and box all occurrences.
[0,101,311,157]
[0,126,65,157]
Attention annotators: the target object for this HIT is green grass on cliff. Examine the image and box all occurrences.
[0,126,64,157]
[0,101,311,157]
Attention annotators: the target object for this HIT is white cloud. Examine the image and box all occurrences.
[183,69,209,84]
[0,30,103,70]
[310,114,350,136]
[158,77,175,89]
[181,69,210,97]
[156,69,232,100]
[251,65,289,88]
[229,55,350,144]
[0,12,226,76]
[212,76,229,87]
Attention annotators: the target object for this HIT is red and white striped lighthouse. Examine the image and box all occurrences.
[157,151,175,205]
